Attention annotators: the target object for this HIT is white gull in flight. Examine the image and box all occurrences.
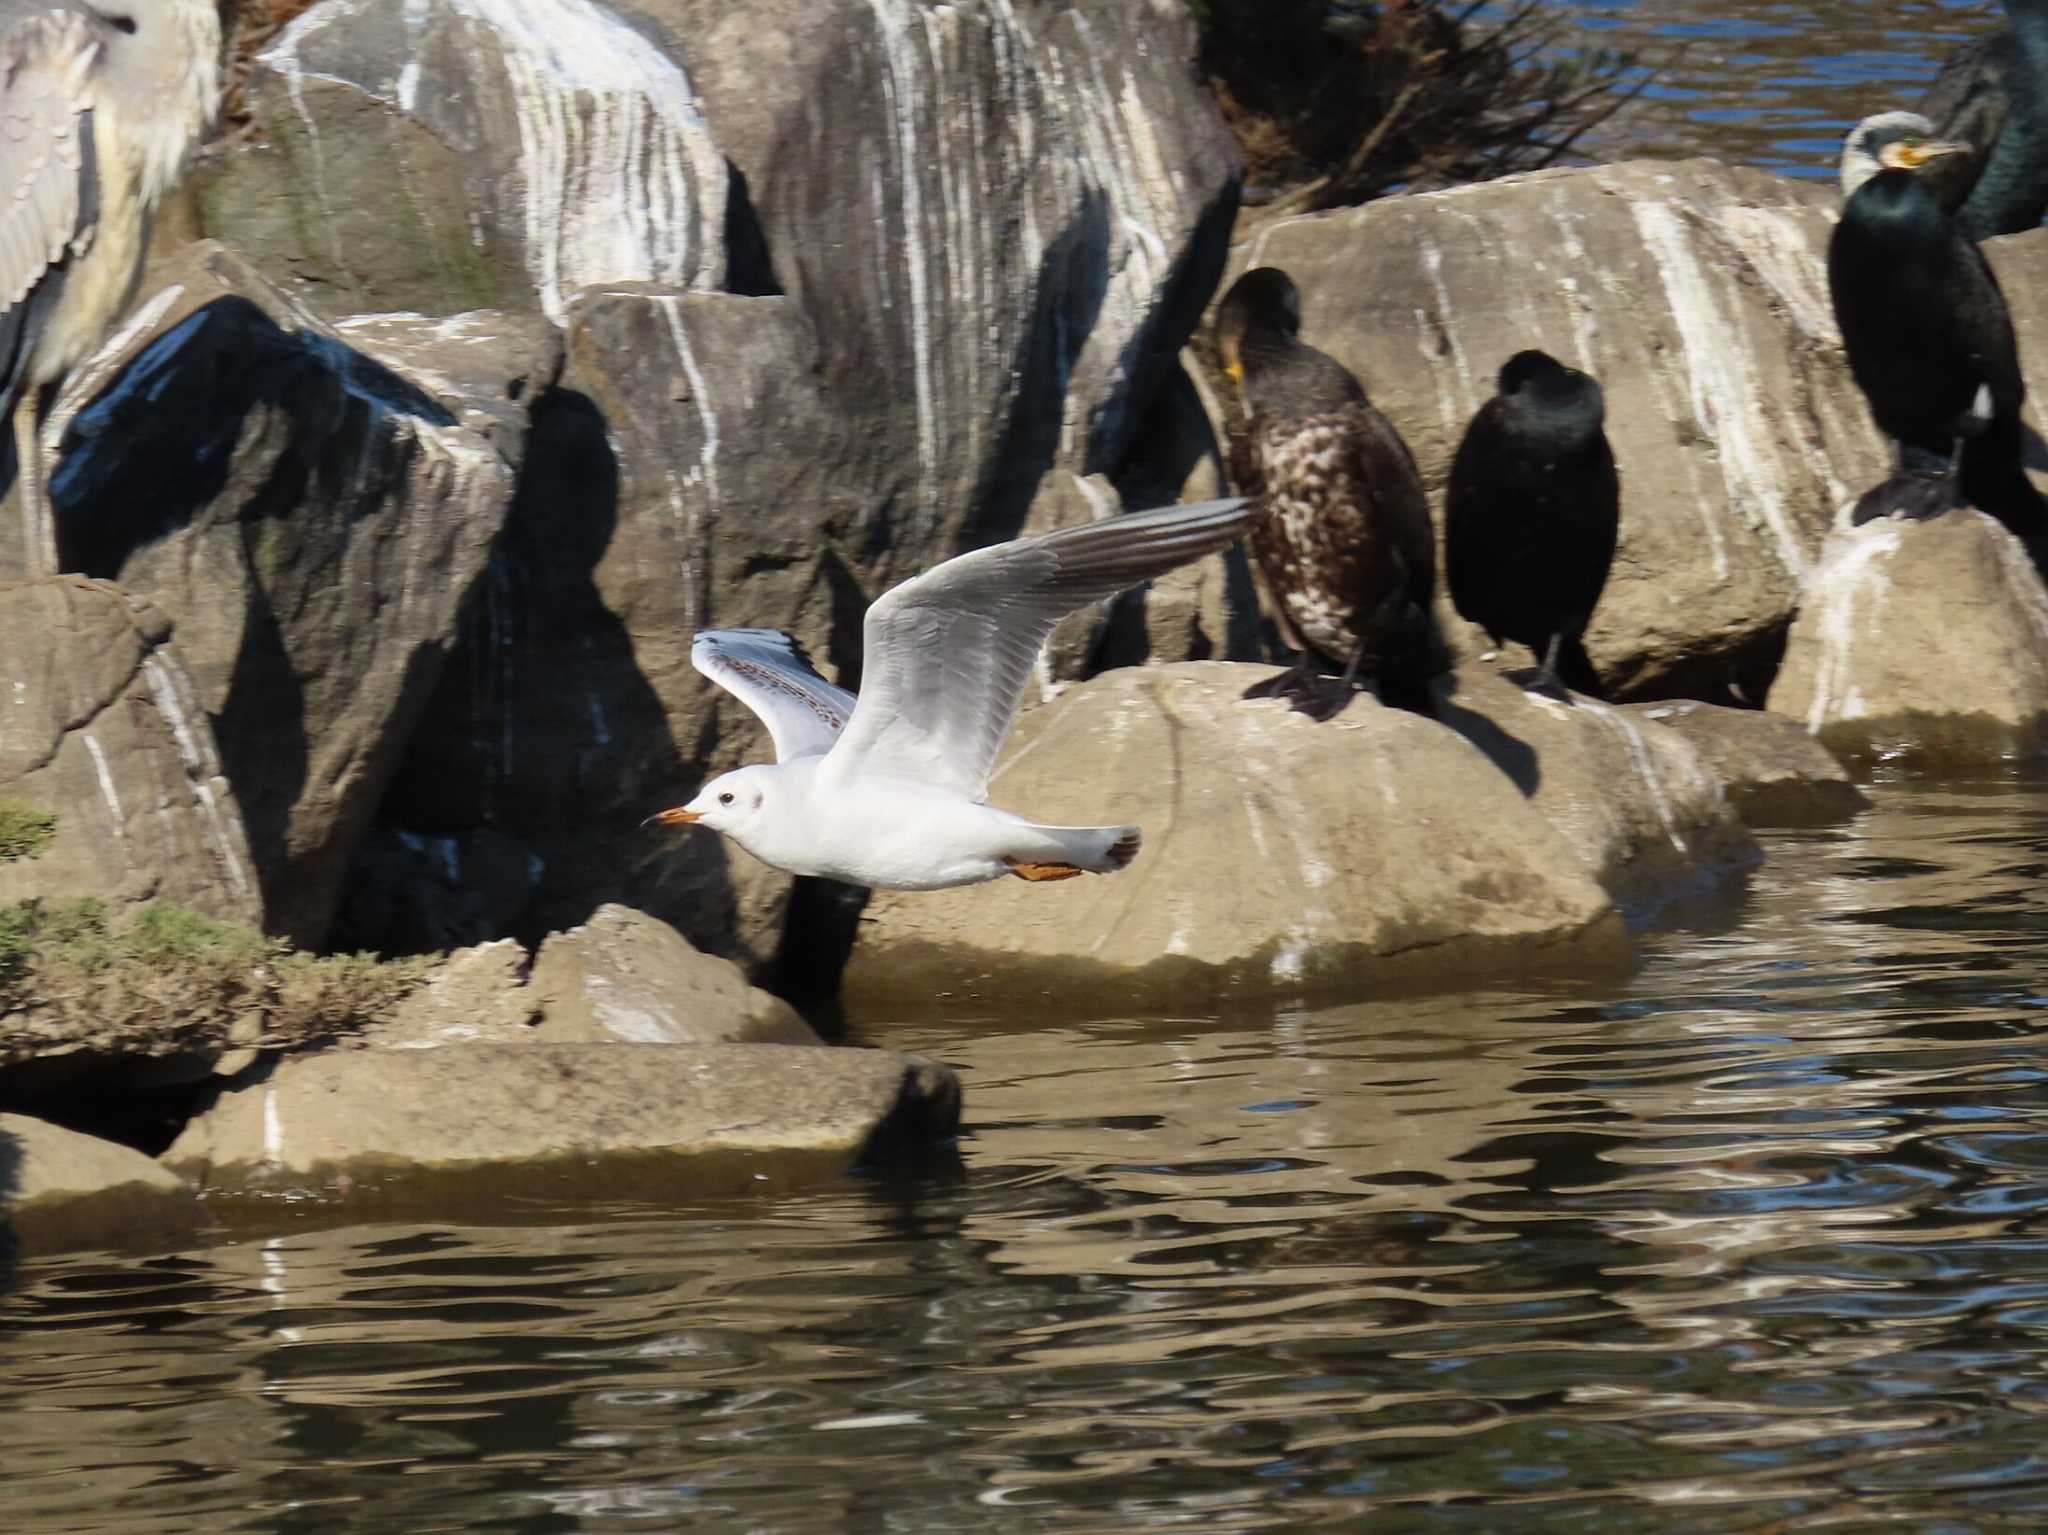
[649,497,1250,889]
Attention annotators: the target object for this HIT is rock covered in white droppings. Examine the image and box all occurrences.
[1222,159,1906,703]
[1770,509,2048,767]
[241,0,729,319]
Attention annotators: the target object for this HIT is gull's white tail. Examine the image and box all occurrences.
[1004,823,1142,881]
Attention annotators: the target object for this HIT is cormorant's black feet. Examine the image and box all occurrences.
[1851,469,1958,526]
[1241,663,1311,703]
[1243,663,1359,720]
[1287,675,1363,723]
[1507,665,1577,705]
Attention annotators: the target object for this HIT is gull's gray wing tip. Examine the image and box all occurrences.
[694,626,827,674]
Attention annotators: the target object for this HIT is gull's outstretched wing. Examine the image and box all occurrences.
[693,628,856,763]
[826,496,1249,801]
[0,5,102,401]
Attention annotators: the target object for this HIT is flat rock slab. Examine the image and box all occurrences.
[164,1043,960,1208]
[1,1113,205,1257]
[847,663,1633,1011]
[1768,510,2048,769]
[1624,700,1868,826]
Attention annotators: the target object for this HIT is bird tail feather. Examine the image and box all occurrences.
[1014,823,1142,876]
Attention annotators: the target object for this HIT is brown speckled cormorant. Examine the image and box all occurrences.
[1445,350,1619,699]
[1214,266,1438,721]
[1831,112,2046,538]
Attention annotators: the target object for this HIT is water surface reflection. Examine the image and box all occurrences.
[9,783,2048,1529]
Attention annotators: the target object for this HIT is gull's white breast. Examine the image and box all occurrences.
[731,759,1029,890]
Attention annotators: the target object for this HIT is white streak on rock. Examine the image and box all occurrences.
[267,0,727,324]
[462,0,725,321]
[81,733,124,843]
[1419,241,1475,411]
[1633,201,1803,583]
[867,0,941,513]
[1581,699,1688,855]
[1719,206,1836,341]
[263,1088,285,1166]
[142,653,254,903]
[657,297,720,515]
[1801,516,1904,729]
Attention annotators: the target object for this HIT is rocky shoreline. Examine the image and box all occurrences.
[5,0,2044,1255]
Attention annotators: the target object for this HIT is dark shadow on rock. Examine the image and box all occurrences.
[0,1121,20,1265]
[769,876,869,1032]
[1084,585,1156,676]
[970,185,1114,549]
[1607,620,1788,710]
[724,161,784,297]
[51,297,454,575]
[1434,684,1542,797]
[1087,173,1239,483]
[374,388,728,957]
[817,547,874,694]
[330,823,543,957]
[218,578,306,932]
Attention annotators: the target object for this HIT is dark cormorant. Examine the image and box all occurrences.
[1444,350,1619,699]
[1830,112,2046,538]
[1213,266,1439,722]
[1919,0,2048,240]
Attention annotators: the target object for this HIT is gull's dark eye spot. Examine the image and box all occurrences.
[100,9,137,32]
[719,791,735,805]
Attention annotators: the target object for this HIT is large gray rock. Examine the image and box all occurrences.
[0,1113,205,1256]
[29,243,544,944]
[209,0,730,321]
[164,1042,962,1203]
[641,0,1241,524]
[0,578,259,926]
[323,0,1240,969]
[1214,161,1904,701]
[1768,509,2048,768]
[165,0,1239,967]
[846,662,1635,1011]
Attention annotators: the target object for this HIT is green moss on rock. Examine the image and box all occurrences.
[0,900,431,1072]
[0,800,58,862]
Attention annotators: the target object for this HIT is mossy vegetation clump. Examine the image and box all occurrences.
[0,898,430,1071]
[0,799,58,862]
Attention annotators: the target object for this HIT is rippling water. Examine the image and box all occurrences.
[11,780,2048,1530]
[1574,0,1990,178]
